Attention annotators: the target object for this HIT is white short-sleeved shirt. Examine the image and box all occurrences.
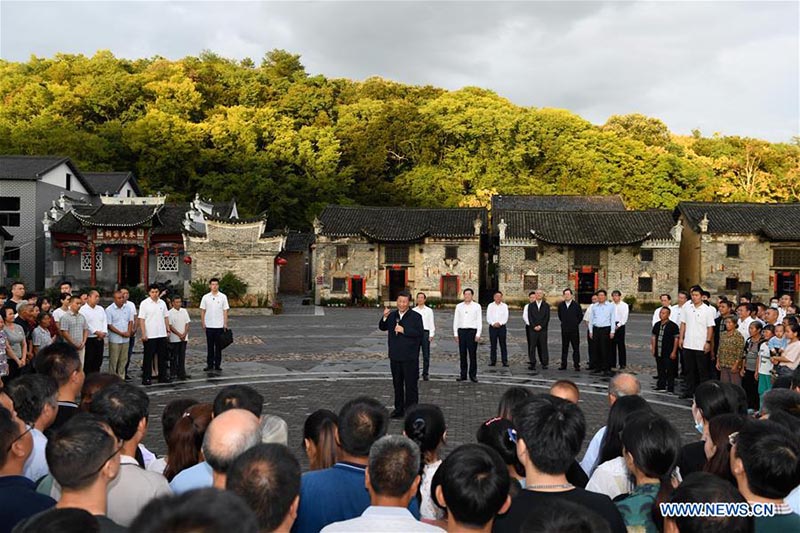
[200,292,229,328]
[168,308,191,343]
[680,302,717,351]
[139,298,169,339]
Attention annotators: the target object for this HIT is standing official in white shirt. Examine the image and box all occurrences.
[413,292,435,381]
[611,290,629,369]
[200,277,229,374]
[79,290,107,374]
[453,288,481,383]
[486,291,509,367]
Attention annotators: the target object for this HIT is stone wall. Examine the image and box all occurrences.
[698,233,771,299]
[185,221,284,302]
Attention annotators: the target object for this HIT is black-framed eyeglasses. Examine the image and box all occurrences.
[6,423,33,452]
[73,439,124,482]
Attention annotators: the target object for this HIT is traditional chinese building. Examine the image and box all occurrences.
[493,196,680,305]
[313,205,488,304]
[675,202,800,302]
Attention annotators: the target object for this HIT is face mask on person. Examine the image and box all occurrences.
[694,417,704,435]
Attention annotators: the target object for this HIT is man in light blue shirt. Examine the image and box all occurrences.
[170,461,213,494]
[105,291,133,378]
[589,290,617,377]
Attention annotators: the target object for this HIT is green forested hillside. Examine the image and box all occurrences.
[1,50,797,228]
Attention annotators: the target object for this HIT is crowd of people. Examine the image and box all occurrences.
[0,349,799,533]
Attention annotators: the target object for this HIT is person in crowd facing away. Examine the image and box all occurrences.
[59,297,88,369]
[589,289,617,377]
[679,286,717,399]
[557,288,583,371]
[184,408,261,493]
[741,321,764,411]
[759,389,800,420]
[379,291,424,418]
[5,375,58,483]
[549,379,580,405]
[303,409,339,472]
[614,412,681,533]
[293,397,420,533]
[497,387,533,421]
[167,295,191,381]
[200,277,230,374]
[147,398,198,475]
[14,414,125,533]
[519,499,612,533]
[227,444,302,533]
[104,291,133,380]
[701,413,746,485]
[31,313,54,357]
[610,290,629,369]
[453,288,482,382]
[522,289,549,373]
[12,507,103,533]
[477,417,525,498]
[78,373,122,414]
[88,382,171,526]
[170,385,264,493]
[323,436,441,532]
[0,406,55,533]
[34,343,84,437]
[79,290,107,374]
[163,403,213,482]
[663,472,753,533]
[130,488,259,533]
[716,316,745,385]
[139,283,172,385]
[586,395,654,500]
[413,292,436,379]
[436,444,511,533]
[730,420,800,531]
[757,325,776,402]
[404,404,447,523]
[493,395,626,533]
[679,380,737,477]
[486,291,509,368]
[580,373,641,476]
[652,306,680,393]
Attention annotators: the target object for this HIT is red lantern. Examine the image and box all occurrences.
[275,257,288,266]
[183,256,192,265]
[163,250,171,256]
[128,246,137,255]
[69,249,79,256]
[103,246,112,254]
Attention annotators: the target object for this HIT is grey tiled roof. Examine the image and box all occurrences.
[51,204,187,234]
[492,194,626,212]
[318,206,488,242]
[82,172,142,196]
[498,209,675,245]
[0,155,70,180]
[676,202,800,241]
[285,232,315,252]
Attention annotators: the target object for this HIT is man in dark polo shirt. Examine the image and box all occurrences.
[0,406,55,533]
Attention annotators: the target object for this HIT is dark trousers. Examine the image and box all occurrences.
[420,330,431,377]
[561,329,580,368]
[656,356,677,391]
[390,358,419,413]
[170,341,188,378]
[205,328,224,369]
[124,334,135,377]
[684,348,710,395]
[612,325,627,368]
[742,370,759,411]
[527,328,549,368]
[489,325,508,365]
[594,327,612,371]
[587,329,597,368]
[143,337,168,383]
[457,328,478,380]
[84,337,104,374]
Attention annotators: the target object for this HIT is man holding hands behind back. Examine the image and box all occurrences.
[379,291,424,419]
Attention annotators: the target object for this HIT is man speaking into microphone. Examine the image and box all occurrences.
[378,291,424,419]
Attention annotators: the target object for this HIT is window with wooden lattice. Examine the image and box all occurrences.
[157,255,179,272]
[80,252,102,271]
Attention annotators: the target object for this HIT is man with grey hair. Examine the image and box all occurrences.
[203,409,262,490]
[322,435,441,532]
[579,373,640,476]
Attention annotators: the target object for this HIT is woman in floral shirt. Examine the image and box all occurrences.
[715,316,745,385]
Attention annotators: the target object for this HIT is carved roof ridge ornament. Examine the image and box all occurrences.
[359,227,430,242]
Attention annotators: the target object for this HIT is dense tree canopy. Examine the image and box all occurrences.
[1,50,797,228]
